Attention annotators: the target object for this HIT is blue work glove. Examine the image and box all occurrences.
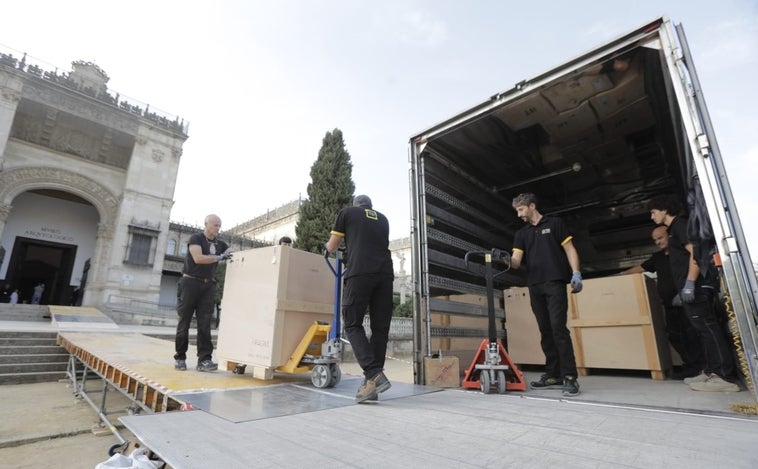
[217,251,233,263]
[680,279,696,303]
[570,271,583,293]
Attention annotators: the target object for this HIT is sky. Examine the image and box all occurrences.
[3,1,757,260]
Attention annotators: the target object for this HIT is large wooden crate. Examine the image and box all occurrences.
[216,246,334,379]
[569,274,671,379]
[503,287,546,366]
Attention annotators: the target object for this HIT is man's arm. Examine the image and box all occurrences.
[562,240,581,272]
[325,234,343,253]
[683,242,700,281]
[510,249,523,270]
[189,244,220,264]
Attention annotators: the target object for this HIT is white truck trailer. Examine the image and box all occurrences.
[409,16,758,400]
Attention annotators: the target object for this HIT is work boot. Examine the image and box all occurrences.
[356,371,391,403]
[196,359,218,372]
[529,374,562,389]
[562,375,580,397]
[174,359,187,371]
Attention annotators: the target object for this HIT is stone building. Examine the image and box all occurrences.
[0,51,188,307]
[228,199,301,245]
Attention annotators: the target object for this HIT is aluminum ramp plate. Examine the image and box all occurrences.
[172,377,438,423]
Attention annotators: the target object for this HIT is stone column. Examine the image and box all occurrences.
[81,223,115,306]
[0,202,12,267]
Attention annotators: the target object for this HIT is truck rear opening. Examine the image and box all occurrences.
[409,16,758,399]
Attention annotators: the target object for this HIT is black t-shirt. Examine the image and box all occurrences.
[667,216,693,290]
[641,251,677,306]
[183,232,229,279]
[331,206,393,279]
[512,215,572,285]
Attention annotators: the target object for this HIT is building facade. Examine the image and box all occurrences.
[229,199,301,245]
[0,51,188,307]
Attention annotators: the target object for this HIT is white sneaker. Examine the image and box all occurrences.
[683,371,707,385]
[688,374,740,392]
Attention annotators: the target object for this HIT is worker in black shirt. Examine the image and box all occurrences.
[511,193,582,397]
[621,225,704,379]
[648,195,738,392]
[174,214,232,372]
[325,195,394,403]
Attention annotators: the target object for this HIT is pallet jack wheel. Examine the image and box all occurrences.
[497,370,507,394]
[108,442,128,456]
[233,364,246,375]
[329,363,341,387]
[311,364,331,388]
[480,370,491,394]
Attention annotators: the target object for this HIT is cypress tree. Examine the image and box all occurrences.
[295,128,355,253]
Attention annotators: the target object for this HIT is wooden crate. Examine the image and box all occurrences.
[569,274,671,379]
[503,287,547,366]
[216,246,334,379]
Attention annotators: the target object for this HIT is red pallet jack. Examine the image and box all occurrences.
[461,249,526,393]
[277,249,345,388]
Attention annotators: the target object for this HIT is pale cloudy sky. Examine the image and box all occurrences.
[3,1,757,259]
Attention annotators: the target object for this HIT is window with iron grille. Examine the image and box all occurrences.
[124,226,158,266]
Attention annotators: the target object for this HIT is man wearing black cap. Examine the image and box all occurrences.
[325,194,395,403]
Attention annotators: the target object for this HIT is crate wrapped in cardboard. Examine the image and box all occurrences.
[216,246,334,379]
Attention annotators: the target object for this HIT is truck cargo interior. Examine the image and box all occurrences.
[410,17,758,401]
[419,43,687,292]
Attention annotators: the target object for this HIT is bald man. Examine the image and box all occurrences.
[622,225,704,379]
[174,214,231,372]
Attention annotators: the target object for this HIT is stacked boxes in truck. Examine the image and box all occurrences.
[408,17,758,399]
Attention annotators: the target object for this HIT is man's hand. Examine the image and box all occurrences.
[570,271,583,293]
[681,279,696,303]
[217,251,233,263]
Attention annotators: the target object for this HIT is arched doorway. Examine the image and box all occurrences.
[0,189,98,305]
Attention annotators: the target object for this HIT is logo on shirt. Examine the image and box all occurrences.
[364,209,378,220]
[541,228,551,235]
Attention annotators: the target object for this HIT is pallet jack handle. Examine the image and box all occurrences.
[464,249,511,342]
[324,248,346,341]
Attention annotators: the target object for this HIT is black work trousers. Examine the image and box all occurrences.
[664,305,705,372]
[683,287,735,378]
[174,277,216,362]
[528,280,577,378]
[342,273,394,378]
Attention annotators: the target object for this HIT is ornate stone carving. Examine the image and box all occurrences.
[0,202,12,222]
[152,149,164,163]
[171,148,182,158]
[0,167,119,225]
[136,137,147,146]
[22,84,139,134]
[1,89,21,104]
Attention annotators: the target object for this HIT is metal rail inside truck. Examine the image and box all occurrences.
[408,16,758,400]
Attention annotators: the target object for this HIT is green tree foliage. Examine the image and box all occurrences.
[295,128,355,253]
[393,295,413,317]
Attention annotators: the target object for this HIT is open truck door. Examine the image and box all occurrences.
[409,16,758,400]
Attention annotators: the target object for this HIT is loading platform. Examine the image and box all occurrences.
[6,307,757,467]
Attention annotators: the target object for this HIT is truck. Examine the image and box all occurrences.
[408,16,758,401]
